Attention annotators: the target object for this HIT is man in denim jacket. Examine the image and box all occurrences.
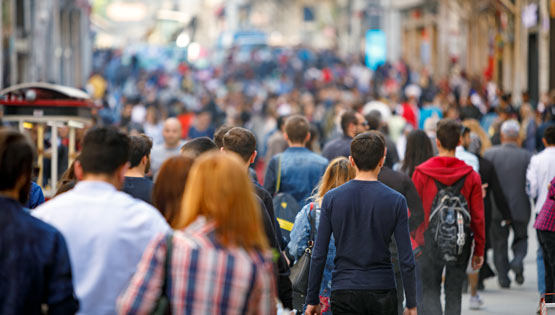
[265,115,328,207]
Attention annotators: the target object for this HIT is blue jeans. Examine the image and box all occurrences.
[538,230,546,296]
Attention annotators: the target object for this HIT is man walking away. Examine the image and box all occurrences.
[222,127,293,310]
[412,119,485,315]
[306,131,417,315]
[264,115,328,241]
[484,120,532,287]
[322,110,367,161]
[0,129,79,315]
[34,127,170,315]
[123,134,153,203]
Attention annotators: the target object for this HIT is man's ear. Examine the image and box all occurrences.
[249,150,258,165]
[141,155,148,166]
[304,132,311,143]
[543,138,548,148]
[117,162,130,184]
[74,161,84,181]
[283,132,289,142]
[220,147,225,152]
[435,138,441,150]
[349,155,356,167]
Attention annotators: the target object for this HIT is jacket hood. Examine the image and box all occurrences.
[415,156,474,186]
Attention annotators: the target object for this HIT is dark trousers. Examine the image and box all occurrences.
[490,220,528,283]
[331,289,397,315]
[538,230,555,303]
[418,252,467,315]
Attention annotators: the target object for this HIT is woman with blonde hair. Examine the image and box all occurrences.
[462,119,492,156]
[288,157,355,314]
[118,152,277,314]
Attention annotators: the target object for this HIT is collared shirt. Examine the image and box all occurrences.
[534,177,555,231]
[456,146,479,172]
[117,216,276,315]
[0,197,78,315]
[34,181,170,315]
[527,147,555,214]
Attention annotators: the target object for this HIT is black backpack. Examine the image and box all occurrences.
[272,155,301,244]
[424,176,472,265]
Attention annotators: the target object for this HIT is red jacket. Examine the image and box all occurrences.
[412,156,485,257]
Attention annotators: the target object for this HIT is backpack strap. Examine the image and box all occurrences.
[162,232,173,296]
[275,154,282,194]
[434,175,467,193]
[451,175,467,192]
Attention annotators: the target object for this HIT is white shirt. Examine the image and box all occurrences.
[456,146,480,172]
[527,147,555,214]
[34,181,170,315]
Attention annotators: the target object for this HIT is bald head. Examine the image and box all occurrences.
[163,118,182,148]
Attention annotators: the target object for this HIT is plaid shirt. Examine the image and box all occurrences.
[117,216,277,314]
[535,177,555,232]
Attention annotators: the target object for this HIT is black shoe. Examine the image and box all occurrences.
[511,266,524,285]
[498,278,511,289]
[515,271,524,285]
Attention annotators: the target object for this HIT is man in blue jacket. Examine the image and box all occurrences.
[305,131,417,315]
[0,129,79,314]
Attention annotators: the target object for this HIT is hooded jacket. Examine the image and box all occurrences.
[412,156,485,257]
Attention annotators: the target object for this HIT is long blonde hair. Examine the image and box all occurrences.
[463,119,491,156]
[313,157,356,206]
[175,152,269,251]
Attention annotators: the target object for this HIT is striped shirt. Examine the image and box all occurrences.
[535,177,555,232]
[117,216,277,315]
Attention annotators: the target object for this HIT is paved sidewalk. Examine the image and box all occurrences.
[461,223,540,315]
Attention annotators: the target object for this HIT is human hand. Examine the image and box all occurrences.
[481,183,488,199]
[472,255,484,270]
[282,251,290,266]
[305,304,321,315]
[403,307,417,315]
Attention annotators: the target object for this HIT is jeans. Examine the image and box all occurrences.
[419,251,468,315]
[537,230,546,296]
[538,230,555,303]
[331,289,397,315]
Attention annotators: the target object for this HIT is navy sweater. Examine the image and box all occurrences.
[306,180,417,308]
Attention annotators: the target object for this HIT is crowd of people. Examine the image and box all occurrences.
[2,46,555,315]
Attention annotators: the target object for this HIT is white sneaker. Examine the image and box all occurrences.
[469,294,484,310]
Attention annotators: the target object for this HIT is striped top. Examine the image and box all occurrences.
[117,216,277,315]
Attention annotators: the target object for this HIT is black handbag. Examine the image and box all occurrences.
[151,232,173,315]
[289,203,316,311]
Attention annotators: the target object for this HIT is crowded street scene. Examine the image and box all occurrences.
[1,0,555,314]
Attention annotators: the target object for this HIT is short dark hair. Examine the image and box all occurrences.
[350,131,386,171]
[276,115,288,131]
[180,137,217,158]
[80,127,130,175]
[365,110,382,131]
[128,135,153,168]
[340,111,358,134]
[284,115,310,144]
[544,126,555,145]
[214,125,233,148]
[436,119,461,151]
[223,127,256,162]
[0,129,35,203]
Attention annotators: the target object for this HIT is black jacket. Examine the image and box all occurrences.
[378,166,424,232]
[254,187,293,309]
